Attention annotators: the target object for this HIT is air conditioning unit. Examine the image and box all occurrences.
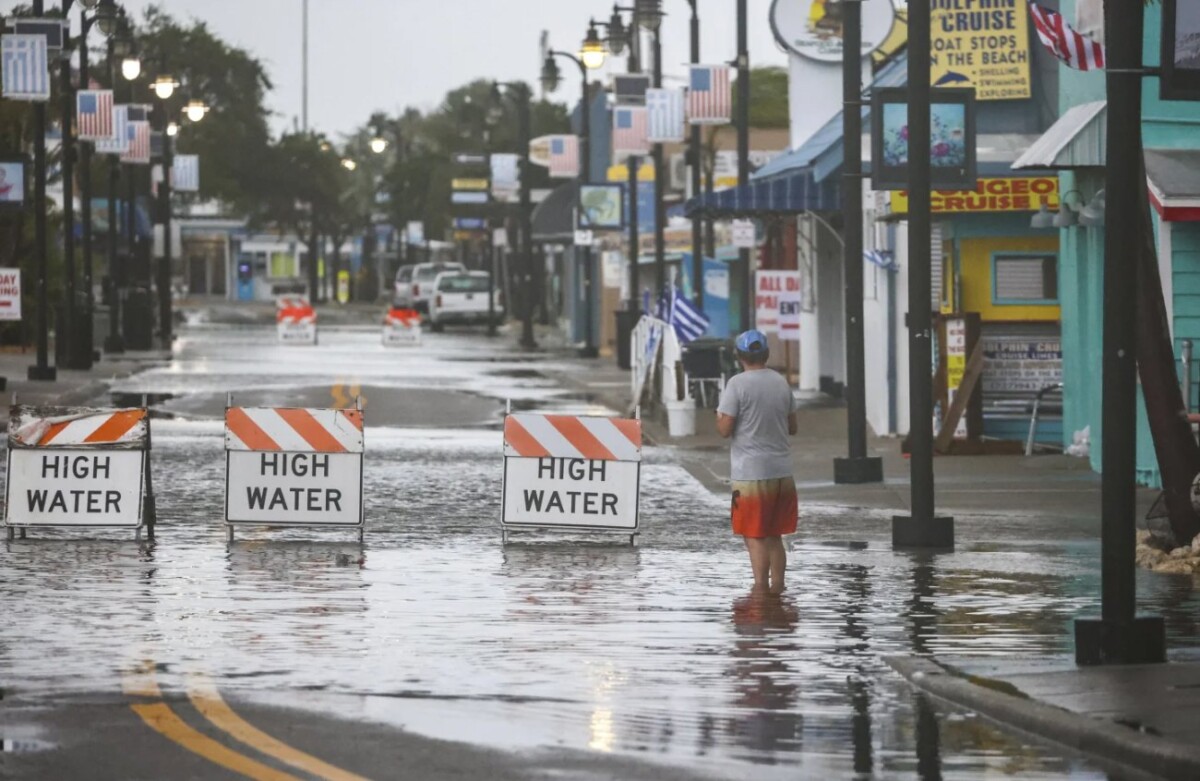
[668,153,688,193]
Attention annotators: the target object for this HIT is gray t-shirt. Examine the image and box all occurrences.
[717,368,797,481]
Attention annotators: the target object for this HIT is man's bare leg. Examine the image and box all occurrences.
[767,536,787,594]
[744,537,771,591]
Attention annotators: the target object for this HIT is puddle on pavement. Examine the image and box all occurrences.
[0,326,1183,778]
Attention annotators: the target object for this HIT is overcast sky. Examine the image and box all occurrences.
[62,0,795,140]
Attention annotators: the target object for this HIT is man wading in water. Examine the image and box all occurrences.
[716,330,798,593]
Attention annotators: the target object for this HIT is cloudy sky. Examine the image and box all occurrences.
[81,0,795,139]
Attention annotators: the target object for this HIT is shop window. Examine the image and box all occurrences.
[992,253,1058,304]
[268,251,298,279]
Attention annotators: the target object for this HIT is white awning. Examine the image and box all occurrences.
[1012,101,1106,171]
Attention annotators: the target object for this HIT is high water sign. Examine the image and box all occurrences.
[931,0,1031,101]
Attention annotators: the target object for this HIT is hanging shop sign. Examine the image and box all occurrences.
[871,87,977,191]
[1162,0,1200,101]
[769,0,897,63]
[578,184,625,230]
[931,0,1032,100]
[889,177,1060,215]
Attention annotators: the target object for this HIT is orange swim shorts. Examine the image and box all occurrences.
[730,477,798,538]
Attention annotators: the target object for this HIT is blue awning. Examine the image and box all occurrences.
[683,168,837,218]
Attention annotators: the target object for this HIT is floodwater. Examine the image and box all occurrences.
[4,324,1200,779]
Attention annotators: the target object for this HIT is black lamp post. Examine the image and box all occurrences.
[27,0,55,380]
[600,7,642,316]
[634,0,668,304]
[494,81,536,350]
[543,28,605,359]
[686,0,703,310]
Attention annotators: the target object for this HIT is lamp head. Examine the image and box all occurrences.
[94,0,119,35]
[152,75,178,100]
[540,55,561,93]
[184,99,209,122]
[1080,190,1106,226]
[635,0,663,31]
[79,0,101,8]
[607,6,627,54]
[580,23,607,70]
[166,121,179,137]
[1052,202,1079,228]
[121,56,141,81]
[341,158,357,171]
[1030,203,1055,229]
[369,136,388,154]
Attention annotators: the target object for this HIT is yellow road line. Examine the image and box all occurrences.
[130,702,302,781]
[188,673,371,781]
[121,659,161,699]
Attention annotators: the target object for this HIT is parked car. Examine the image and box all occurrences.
[392,265,416,308]
[427,271,502,332]
[410,262,466,313]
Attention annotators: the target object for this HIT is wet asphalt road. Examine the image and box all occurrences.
[4,322,1200,779]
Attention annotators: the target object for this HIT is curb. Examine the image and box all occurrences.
[886,655,1200,781]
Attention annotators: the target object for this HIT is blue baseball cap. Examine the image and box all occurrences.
[736,329,768,353]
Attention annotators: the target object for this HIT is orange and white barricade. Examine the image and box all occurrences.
[277,295,317,345]
[224,400,365,540]
[500,411,642,543]
[382,307,421,347]
[4,405,153,539]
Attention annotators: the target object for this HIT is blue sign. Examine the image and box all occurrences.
[621,181,656,232]
[454,218,486,230]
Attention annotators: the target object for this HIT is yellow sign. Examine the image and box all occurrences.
[932,1,1031,100]
[606,161,655,182]
[451,178,489,191]
[890,177,1059,215]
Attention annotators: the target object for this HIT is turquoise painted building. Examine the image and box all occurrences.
[1025,1,1200,485]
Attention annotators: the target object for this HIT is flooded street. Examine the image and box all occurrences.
[4,324,1199,779]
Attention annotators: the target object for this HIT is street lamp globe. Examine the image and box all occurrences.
[341,158,357,171]
[607,6,627,54]
[369,136,388,154]
[95,0,119,36]
[166,121,179,137]
[580,24,607,70]
[540,55,561,93]
[121,56,141,81]
[184,99,209,122]
[152,75,178,100]
[635,0,663,31]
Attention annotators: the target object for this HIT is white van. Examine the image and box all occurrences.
[427,271,502,332]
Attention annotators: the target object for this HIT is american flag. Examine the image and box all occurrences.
[1,34,50,101]
[172,154,200,192]
[77,89,115,141]
[646,88,685,143]
[1028,1,1105,70]
[94,104,130,154]
[121,121,151,165]
[687,65,731,126]
[612,106,650,156]
[547,134,579,179]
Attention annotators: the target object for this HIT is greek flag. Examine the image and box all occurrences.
[172,154,200,192]
[646,88,685,143]
[656,287,709,344]
[1,34,50,101]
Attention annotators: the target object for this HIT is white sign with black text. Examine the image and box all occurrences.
[502,456,639,530]
[5,449,144,527]
[226,451,363,526]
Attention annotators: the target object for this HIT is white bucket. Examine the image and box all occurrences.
[666,400,696,437]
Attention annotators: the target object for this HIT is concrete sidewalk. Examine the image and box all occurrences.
[0,348,168,407]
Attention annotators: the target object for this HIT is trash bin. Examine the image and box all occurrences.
[123,286,155,351]
[666,399,697,437]
[615,308,639,370]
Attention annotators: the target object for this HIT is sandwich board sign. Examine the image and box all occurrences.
[501,412,642,543]
[224,403,365,541]
[382,307,421,347]
[276,295,317,345]
[4,405,151,539]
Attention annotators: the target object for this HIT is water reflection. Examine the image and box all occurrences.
[914,693,944,781]
[726,591,801,760]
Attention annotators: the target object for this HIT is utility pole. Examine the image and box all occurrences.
[1074,0,1165,666]
[158,116,173,349]
[59,22,77,371]
[735,0,751,332]
[892,0,953,548]
[688,0,703,309]
[301,0,309,132]
[578,66,597,358]
[517,84,536,350]
[75,11,96,370]
[652,28,666,299]
[29,0,55,381]
[833,0,883,485]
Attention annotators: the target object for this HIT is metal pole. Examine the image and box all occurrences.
[60,32,76,370]
[578,59,597,358]
[158,118,173,349]
[301,0,308,132]
[689,0,703,309]
[736,0,751,333]
[104,38,124,355]
[704,164,715,258]
[28,0,55,381]
[833,0,882,485]
[652,29,666,300]
[77,16,95,369]
[627,154,639,309]
[308,217,319,303]
[892,0,952,548]
[517,85,537,350]
[486,217,496,336]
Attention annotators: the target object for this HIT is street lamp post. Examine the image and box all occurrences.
[602,7,643,315]
[28,0,55,381]
[495,81,536,350]
[639,3,667,303]
[151,67,181,351]
[735,0,751,332]
[687,0,703,310]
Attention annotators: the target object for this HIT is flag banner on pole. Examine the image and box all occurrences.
[77,89,115,140]
[687,65,732,125]
[613,74,651,105]
[646,88,686,143]
[1,34,51,101]
[656,286,710,345]
[94,104,130,154]
[613,106,650,156]
[172,154,199,192]
[547,134,579,179]
[490,153,519,203]
[125,103,150,123]
[121,121,151,164]
[1027,1,1105,70]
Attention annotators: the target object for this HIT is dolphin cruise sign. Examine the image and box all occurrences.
[931,0,1032,101]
